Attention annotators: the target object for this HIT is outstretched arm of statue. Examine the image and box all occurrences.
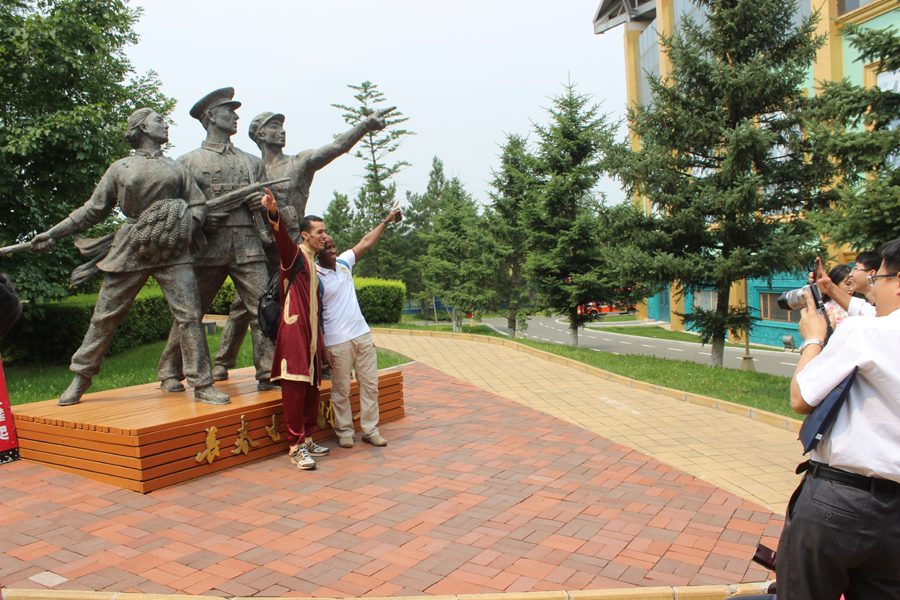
[33,166,120,253]
[306,106,396,173]
[31,217,80,253]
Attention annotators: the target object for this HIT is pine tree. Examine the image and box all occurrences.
[521,82,618,347]
[323,191,353,254]
[332,81,413,280]
[807,23,900,250]
[486,134,534,333]
[606,0,835,366]
[419,177,495,332]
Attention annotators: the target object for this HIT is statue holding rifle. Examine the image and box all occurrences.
[209,106,396,381]
[28,108,230,406]
[157,87,279,393]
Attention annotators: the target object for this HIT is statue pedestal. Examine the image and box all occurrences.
[11,368,404,493]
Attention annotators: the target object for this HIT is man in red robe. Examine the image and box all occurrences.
[261,189,333,470]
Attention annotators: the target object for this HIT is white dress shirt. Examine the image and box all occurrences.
[797,308,900,482]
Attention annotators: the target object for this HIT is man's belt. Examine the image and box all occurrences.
[798,460,900,494]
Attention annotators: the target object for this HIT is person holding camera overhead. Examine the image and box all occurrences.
[775,239,900,599]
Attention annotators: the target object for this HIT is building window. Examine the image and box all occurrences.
[838,0,878,15]
[693,289,717,312]
[759,293,801,323]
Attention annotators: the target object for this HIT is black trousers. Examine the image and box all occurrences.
[776,472,900,600]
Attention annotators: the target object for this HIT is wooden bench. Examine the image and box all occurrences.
[11,368,403,493]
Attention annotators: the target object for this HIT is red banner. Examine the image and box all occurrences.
[0,356,20,464]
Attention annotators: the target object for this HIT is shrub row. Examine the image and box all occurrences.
[1,287,174,365]
[355,277,405,324]
[0,275,404,364]
[207,277,235,315]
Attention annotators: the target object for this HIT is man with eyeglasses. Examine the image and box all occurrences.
[776,239,900,598]
[814,251,878,318]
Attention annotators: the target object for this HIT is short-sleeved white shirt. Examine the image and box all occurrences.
[316,250,370,347]
[848,295,877,317]
[796,308,900,482]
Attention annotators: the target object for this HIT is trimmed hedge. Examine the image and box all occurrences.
[208,277,236,315]
[1,286,174,365]
[354,277,406,324]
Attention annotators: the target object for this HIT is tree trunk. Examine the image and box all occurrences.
[709,285,731,367]
[507,306,516,334]
[570,325,579,347]
[452,307,462,333]
[710,334,725,367]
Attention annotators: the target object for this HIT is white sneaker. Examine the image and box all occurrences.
[289,446,316,470]
[302,439,330,457]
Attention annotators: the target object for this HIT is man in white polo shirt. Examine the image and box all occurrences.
[316,207,402,448]
[777,238,900,599]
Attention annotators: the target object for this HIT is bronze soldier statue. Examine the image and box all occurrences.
[210,107,395,380]
[156,88,278,393]
[30,108,230,406]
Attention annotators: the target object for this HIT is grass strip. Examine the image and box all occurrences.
[5,333,407,406]
[587,325,777,352]
[379,323,794,418]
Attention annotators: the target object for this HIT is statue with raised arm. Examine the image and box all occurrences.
[30,108,229,406]
[156,88,277,393]
[209,106,394,382]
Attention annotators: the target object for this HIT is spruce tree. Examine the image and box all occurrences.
[332,81,413,280]
[323,191,353,253]
[521,82,617,347]
[418,177,495,332]
[487,134,534,333]
[403,157,447,299]
[606,0,834,366]
[807,23,900,250]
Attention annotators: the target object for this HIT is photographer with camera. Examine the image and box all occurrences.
[775,239,900,599]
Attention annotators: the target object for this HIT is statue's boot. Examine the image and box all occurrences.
[212,365,228,381]
[160,378,185,393]
[257,378,280,392]
[194,384,230,405]
[59,374,92,406]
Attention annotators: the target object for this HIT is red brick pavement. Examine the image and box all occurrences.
[0,363,779,597]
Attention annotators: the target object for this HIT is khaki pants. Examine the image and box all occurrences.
[328,332,379,438]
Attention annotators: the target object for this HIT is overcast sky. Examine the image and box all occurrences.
[125,0,629,216]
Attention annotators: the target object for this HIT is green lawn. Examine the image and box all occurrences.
[4,333,412,406]
[588,325,777,352]
[379,323,794,417]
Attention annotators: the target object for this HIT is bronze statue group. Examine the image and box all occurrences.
[30,88,399,471]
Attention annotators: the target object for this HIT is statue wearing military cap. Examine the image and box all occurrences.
[210,103,397,381]
[29,107,230,406]
[157,87,277,393]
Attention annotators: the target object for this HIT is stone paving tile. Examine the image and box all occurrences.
[0,363,777,596]
[373,332,804,514]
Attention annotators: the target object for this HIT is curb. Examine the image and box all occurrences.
[372,328,803,434]
[1,582,774,599]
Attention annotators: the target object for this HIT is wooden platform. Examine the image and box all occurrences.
[11,368,404,493]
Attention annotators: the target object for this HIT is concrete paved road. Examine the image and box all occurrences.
[483,316,798,378]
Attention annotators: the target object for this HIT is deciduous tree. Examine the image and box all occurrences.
[0,0,174,303]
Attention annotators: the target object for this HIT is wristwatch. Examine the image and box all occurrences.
[381,218,390,225]
[799,338,825,353]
